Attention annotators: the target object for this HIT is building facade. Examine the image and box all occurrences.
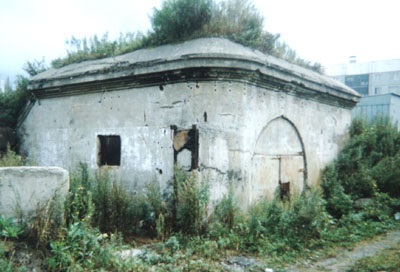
[326,59,400,96]
[18,38,359,207]
[326,59,400,127]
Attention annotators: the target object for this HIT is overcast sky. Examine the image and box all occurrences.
[1,0,399,82]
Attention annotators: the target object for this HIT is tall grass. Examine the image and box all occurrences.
[0,146,25,167]
[175,168,209,235]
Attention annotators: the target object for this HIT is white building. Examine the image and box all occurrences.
[326,59,400,128]
[326,58,400,97]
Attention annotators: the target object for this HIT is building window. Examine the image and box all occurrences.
[98,135,121,166]
[171,125,199,170]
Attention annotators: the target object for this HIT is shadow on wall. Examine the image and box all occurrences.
[0,127,16,153]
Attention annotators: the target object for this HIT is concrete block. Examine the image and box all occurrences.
[0,167,69,219]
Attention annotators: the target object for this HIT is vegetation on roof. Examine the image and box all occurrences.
[1,0,325,134]
[50,0,323,73]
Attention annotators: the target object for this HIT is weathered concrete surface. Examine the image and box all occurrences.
[19,38,360,208]
[0,167,69,219]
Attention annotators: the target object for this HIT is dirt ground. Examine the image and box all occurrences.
[6,229,400,271]
[285,229,400,272]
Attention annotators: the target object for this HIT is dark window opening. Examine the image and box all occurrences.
[171,125,199,170]
[98,135,121,166]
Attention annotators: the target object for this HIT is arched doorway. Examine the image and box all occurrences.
[251,116,307,200]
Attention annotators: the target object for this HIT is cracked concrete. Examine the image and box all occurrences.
[19,38,359,207]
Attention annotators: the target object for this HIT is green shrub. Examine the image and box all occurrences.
[321,117,400,218]
[320,164,352,218]
[66,164,153,237]
[210,182,241,232]
[246,190,331,252]
[47,221,124,271]
[24,195,66,248]
[0,147,25,167]
[0,216,24,240]
[64,166,95,226]
[371,154,400,197]
[175,168,209,235]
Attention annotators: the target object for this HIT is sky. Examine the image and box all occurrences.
[1,0,399,84]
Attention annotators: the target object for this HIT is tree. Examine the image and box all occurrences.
[205,0,266,49]
[23,58,48,77]
[0,76,29,128]
[149,0,212,45]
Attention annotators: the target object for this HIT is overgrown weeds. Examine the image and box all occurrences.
[0,146,25,167]
[175,168,209,235]
[2,117,400,270]
[322,116,400,219]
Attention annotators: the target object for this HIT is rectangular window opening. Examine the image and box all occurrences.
[171,125,199,170]
[98,135,121,166]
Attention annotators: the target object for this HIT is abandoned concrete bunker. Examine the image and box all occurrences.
[19,38,360,208]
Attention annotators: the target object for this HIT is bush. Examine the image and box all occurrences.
[245,189,331,252]
[0,76,29,129]
[210,181,241,231]
[321,164,352,218]
[321,117,400,218]
[66,164,153,237]
[175,168,209,235]
[47,221,124,271]
[0,147,25,167]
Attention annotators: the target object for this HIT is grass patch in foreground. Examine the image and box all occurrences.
[347,241,400,272]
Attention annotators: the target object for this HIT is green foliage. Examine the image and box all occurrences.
[52,32,145,68]
[149,0,212,45]
[66,164,154,237]
[46,221,124,271]
[210,183,241,231]
[322,117,400,218]
[371,154,400,198]
[0,216,24,240]
[0,76,29,129]
[348,241,400,272]
[0,216,26,271]
[205,0,270,50]
[145,180,170,240]
[320,164,352,218]
[24,193,66,248]
[244,190,332,253]
[22,58,48,77]
[1,160,399,270]
[64,164,95,226]
[175,168,209,235]
[0,147,25,167]
[49,0,323,73]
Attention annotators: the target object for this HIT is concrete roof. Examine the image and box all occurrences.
[29,38,359,106]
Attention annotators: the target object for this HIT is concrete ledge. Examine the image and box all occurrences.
[0,167,69,219]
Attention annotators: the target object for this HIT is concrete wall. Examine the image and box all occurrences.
[18,80,351,207]
[0,167,69,219]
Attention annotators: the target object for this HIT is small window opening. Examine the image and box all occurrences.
[171,125,199,170]
[279,180,290,201]
[98,135,121,166]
